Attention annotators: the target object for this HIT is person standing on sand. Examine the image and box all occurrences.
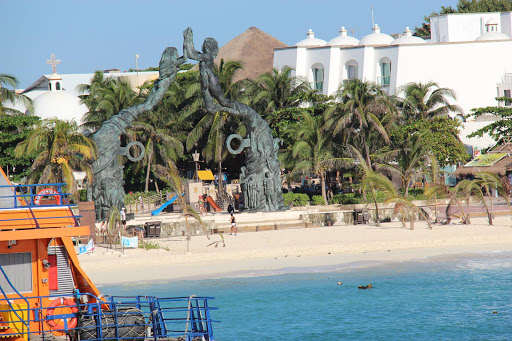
[100,221,107,242]
[230,214,237,235]
[120,207,127,228]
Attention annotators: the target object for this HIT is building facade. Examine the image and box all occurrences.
[273,12,512,149]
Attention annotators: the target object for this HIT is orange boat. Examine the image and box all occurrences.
[0,167,216,341]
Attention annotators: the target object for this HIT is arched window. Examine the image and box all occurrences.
[311,63,324,91]
[48,83,52,91]
[379,58,392,86]
[345,60,359,83]
[56,82,61,90]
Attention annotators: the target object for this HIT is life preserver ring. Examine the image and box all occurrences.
[46,298,78,330]
[34,188,61,206]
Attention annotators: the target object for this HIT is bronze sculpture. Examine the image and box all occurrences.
[91,47,186,220]
[184,27,286,211]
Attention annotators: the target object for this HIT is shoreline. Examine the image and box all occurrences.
[78,215,512,286]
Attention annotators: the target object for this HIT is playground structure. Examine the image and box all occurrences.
[128,176,240,216]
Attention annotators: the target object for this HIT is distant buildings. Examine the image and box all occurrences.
[9,55,158,125]
[273,12,512,151]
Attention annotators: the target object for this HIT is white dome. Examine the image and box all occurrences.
[296,29,327,47]
[486,18,498,26]
[475,31,510,41]
[28,90,88,124]
[391,27,427,45]
[327,27,359,46]
[359,25,394,46]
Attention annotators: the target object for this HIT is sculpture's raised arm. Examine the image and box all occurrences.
[91,45,186,220]
[184,27,237,115]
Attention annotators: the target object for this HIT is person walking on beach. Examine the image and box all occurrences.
[120,207,127,228]
[100,221,107,242]
[230,214,237,235]
[139,196,144,211]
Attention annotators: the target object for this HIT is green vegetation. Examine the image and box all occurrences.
[283,192,310,207]
[14,118,96,200]
[139,240,170,251]
[311,195,326,205]
[4,59,472,221]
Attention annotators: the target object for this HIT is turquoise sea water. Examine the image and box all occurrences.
[102,252,512,340]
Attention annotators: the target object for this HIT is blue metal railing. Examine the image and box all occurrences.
[0,183,71,208]
[0,291,218,341]
[0,183,81,228]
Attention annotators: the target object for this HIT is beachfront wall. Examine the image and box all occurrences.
[274,11,512,151]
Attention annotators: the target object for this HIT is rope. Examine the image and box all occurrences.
[184,295,197,336]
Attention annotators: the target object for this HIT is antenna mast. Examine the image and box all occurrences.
[371,5,375,27]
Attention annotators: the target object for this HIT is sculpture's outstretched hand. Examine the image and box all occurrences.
[184,27,193,41]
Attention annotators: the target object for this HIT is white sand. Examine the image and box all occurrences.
[78,215,512,286]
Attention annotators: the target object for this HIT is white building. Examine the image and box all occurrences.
[9,54,159,125]
[273,12,512,150]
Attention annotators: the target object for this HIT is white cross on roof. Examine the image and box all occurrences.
[46,53,61,74]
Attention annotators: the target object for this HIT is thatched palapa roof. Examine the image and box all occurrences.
[455,142,512,176]
[214,27,287,82]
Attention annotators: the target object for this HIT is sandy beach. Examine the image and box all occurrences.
[78,215,512,286]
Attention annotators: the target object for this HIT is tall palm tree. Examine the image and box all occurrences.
[77,71,137,130]
[325,79,395,169]
[0,74,33,115]
[376,133,427,197]
[247,66,310,115]
[396,81,462,120]
[283,112,347,204]
[129,111,184,192]
[14,118,96,198]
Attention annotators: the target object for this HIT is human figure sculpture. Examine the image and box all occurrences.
[264,172,276,211]
[91,47,186,220]
[183,27,286,211]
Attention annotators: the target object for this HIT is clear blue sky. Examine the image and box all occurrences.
[2,0,458,88]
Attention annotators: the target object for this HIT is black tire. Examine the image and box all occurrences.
[29,332,56,341]
[78,307,146,341]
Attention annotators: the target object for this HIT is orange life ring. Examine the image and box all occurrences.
[34,188,62,206]
[46,298,78,330]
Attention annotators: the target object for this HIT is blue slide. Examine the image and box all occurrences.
[151,195,178,216]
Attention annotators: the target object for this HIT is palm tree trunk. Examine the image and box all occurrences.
[372,189,380,227]
[218,160,223,195]
[434,195,439,223]
[455,198,470,224]
[321,172,327,205]
[485,185,494,222]
[399,208,406,227]
[480,187,493,225]
[409,210,414,230]
[145,153,153,192]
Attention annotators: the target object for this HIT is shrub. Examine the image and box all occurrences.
[139,240,169,251]
[329,193,362,205]
[283,192,310,207]
[78,189,87,202]
[311,195,326,205]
